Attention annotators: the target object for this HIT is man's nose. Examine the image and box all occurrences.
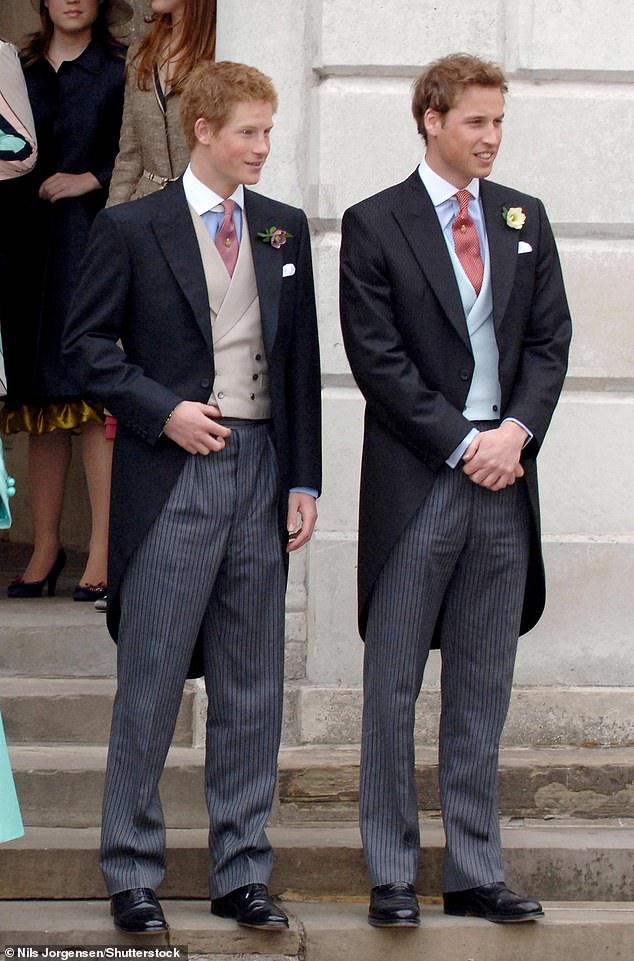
[253,134,270,155]
[482,122,501,144]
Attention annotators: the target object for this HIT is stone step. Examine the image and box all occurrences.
[8,745,634,828]
[1,899,634,961]
[0,597,116,677]
[0,678,195,746]
[296,684,634,748]
[278,744,634,821]
[0,821,633,901]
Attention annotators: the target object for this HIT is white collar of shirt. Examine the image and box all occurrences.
[182,164,244,216]
[417,157,479,208]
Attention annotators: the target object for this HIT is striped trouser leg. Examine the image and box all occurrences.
[360,463,530,889]
[360,466,467,886]
[439,476,530,891]
[100,424,284,896]
[201,427,286,898]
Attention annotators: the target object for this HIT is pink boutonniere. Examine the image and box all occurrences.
[258,226,293,249]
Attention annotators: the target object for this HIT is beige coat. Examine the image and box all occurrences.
[107,42,190,206]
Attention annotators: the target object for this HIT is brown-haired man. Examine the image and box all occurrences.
[340,53,571,926]
[64,61,321,935]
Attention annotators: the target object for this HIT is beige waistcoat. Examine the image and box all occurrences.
[189,208,271,420]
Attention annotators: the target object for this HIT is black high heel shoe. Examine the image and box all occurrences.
[72,581,107,602]
[7,548,67,598]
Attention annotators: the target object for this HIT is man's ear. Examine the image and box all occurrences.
[194,117,213,146]
[424,107,441,140]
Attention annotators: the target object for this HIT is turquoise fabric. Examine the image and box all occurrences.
[0,712,23,844]
[0,439,16,529]
[0,131,27,155]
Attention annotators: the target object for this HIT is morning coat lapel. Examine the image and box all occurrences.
[151,179,213,354]
[393,172,471,349]
[244,189,282,358]
[480,179,519,331]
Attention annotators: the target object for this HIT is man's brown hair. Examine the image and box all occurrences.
[181,61,278,151]
[412,53,507,142]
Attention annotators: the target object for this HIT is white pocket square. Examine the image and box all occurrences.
[282,263,296,277]
[518,241,532,254]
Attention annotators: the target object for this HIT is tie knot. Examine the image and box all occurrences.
[221,198,237,217]
[455,190,472,215]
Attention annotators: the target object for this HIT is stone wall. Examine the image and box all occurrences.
[219,0,634,744]
[1,0,632,745]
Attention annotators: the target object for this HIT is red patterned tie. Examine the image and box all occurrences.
[214,198,238,276]
[452,189,483,294]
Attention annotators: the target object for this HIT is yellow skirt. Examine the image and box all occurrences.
[0,400,104,436]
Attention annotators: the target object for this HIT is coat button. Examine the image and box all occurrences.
[255,353,262,361]
[459,369,470,381]
[218,391,225,399]
[200,379,210,389]
[252,373,259,381]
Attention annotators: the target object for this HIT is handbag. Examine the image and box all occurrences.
[0,41,37,180]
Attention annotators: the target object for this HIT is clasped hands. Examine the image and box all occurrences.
[163,401,316,552]
[39,171,101,202]
[462,420,527,492]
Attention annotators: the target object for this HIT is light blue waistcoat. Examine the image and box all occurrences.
[446,238,502,421]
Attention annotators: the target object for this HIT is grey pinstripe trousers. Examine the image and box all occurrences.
[360,454,531,892]
[100,423,286,899]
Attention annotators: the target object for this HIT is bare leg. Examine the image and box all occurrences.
[79,420,112,586]
[21,429,72,581]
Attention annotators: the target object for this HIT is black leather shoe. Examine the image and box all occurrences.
[443,882,544,923]
[111,887,168,934]
[368,882,420,927]
[211,883,289,929]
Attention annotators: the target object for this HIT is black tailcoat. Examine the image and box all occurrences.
[64,179,322,673]
[340,171,571,640]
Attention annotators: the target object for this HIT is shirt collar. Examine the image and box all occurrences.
[417,157,480,208]
[34,39,113,76]
[183,165,244,216]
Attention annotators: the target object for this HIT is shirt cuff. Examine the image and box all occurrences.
[290,486,318,498]
[502,417,533,447]
[446,428,479,469]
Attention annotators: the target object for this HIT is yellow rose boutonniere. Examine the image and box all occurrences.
[502,206,526,230]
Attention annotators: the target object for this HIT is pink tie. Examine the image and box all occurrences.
[215,199,238,276]
[452,189,483,295]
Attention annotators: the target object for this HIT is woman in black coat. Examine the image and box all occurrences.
[0,0,131,600]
